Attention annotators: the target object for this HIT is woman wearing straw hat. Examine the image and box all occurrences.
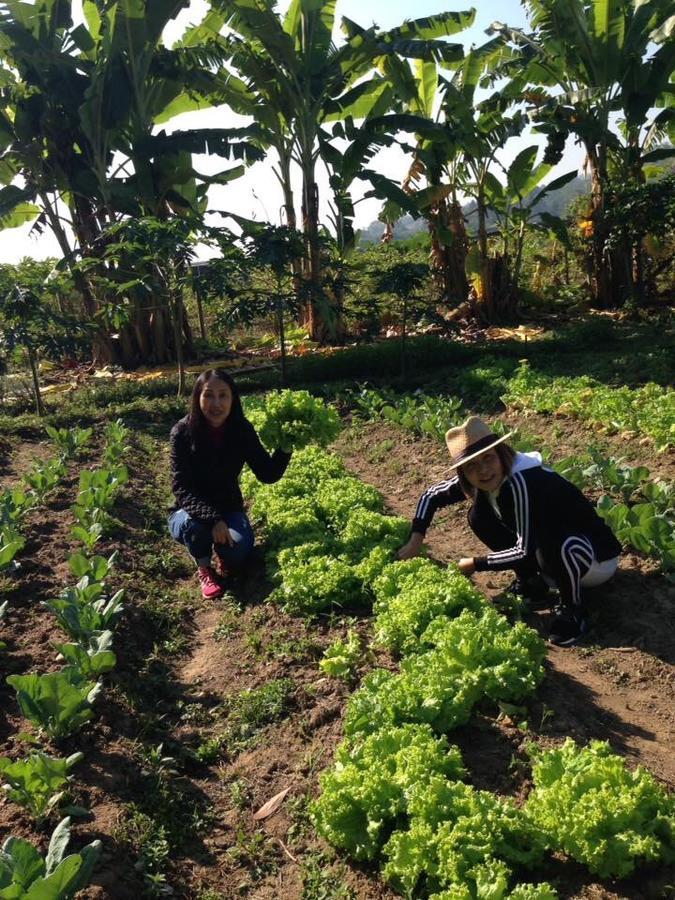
[398,416,622,646]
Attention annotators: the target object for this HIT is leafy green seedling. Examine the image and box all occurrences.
[70,521,103,551]
[24,457,67,504]
[0,526,24,572]
[598,496,674,574]
[0,486,34,526]
[0,816,100,898]
[6,669,102,739]
[67,551,118,583]
[46,425,93,460]
[46,583,125,643]
[0,751,83,820]
[56,631,117,680]
[103,419,131,465]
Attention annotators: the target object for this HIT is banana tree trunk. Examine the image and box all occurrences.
[276,153,303,301]
[589,158,611,308]
[513,220,526,297]
[444,197,469,304]
[301,157,331,343]
[476,186,494,319]
[114,295,194,369]
[171,287,186,396]
[42,192,115,366]
[587,146,630,309]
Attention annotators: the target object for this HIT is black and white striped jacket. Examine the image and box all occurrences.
[412,452,622,572]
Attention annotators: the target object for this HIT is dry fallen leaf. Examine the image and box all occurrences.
[252,786,291,820]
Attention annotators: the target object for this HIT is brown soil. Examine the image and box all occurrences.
[1,418,674,900]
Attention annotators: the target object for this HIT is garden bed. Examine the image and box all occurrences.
[0,408,673,899]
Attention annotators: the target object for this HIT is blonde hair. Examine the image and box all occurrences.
[457,443,516,499]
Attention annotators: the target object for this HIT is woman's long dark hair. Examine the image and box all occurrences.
[187,369,246,443]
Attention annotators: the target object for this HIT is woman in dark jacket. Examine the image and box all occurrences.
[169,369,291,599]
[399,417,622,647]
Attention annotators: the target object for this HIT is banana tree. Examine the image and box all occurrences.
[75,0,265,365]
[488,0,675,307]
[371,57,471,304]
[485,145,577,305]
[213,0,475,342]
[407,61,470,306]
[0,0,264,366]
[337,11,475,307]
[355,38,529,318]
[373,48,529,319]
[0,0,111,341]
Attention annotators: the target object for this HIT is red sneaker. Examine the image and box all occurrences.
[197,566,224,600]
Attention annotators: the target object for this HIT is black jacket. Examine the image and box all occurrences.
[170,415,291,522]
[413,452,622,572]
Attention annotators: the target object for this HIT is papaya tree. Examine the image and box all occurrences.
[242,224,305,384]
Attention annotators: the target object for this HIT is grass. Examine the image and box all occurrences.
[195,677,294,763]
[226,828,280,891]
[113,806,172,896]
[242,620,321,663]
[213,603,242,640]
[300,851,356,900]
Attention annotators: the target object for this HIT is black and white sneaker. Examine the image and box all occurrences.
[549,611,587,647]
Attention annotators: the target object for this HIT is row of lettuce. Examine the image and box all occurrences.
[344,380,674,577]
[0,422,130,897]
[242,392,675,899]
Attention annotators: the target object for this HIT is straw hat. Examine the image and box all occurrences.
[445,416,513,469]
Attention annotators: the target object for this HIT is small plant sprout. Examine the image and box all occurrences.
[6,669,102,739]
[46,425,93,460]
[24,457,66,505]
[67,550,118,584]
[56,630,117,681]
[0,526,24,573]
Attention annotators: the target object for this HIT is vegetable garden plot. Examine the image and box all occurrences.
[0,392,673,900]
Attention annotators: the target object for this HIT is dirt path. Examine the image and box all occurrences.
[169,570,397,899]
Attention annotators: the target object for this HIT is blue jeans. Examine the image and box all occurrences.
[168,509,255,569]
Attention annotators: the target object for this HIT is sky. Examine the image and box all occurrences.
[0,0,585,263]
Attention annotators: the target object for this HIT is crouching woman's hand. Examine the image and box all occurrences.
[398,532,424,560]
[458,557,475,575]
[212,519,234,546]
